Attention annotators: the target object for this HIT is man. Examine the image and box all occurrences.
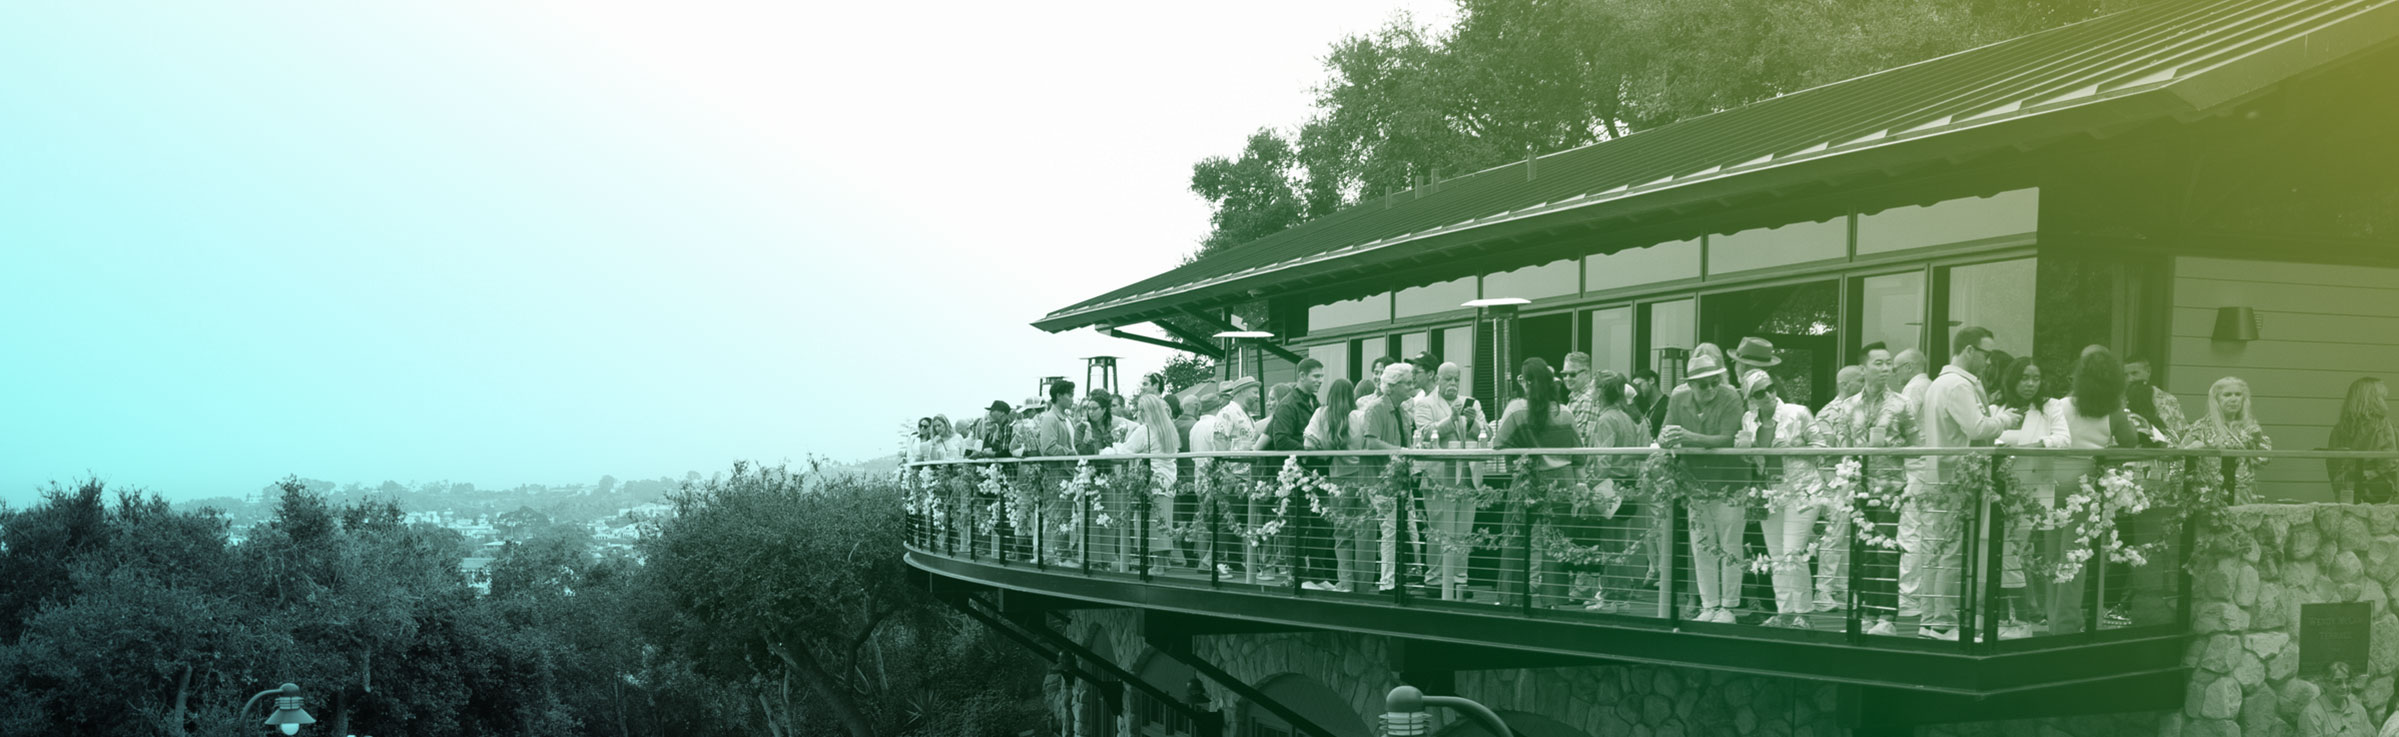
[1633,369,1666,438]
[1809,364,1865,611]
[1662,353,1745,622]
[2124,356,2185,444]
[1265,359,1323,452]
[1405,355,1454,441]
[974,401,1015,458]
[1815,344,1918,636]
[1033,380,1082,458]
[1562,352,1601,444]
[1416,361,1483,595]
[1910,327,2021,641]
[1214,376,1262,451]
[1891,346,1932,616]
[1359,362,1418,589]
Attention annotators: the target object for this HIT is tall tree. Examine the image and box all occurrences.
[1188,129,1305,259]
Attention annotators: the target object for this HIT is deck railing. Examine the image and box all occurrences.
[901,447,2392,653]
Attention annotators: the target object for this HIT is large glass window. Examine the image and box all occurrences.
[1398,331,1430,361]
[1645,299,1696,376]
[1946,258,2037,359]
[1306,343,1349,383]
[1483,259,1577,301]
[1585,306,1635,375]
[1586,239,1702,293]
[1857,189,2038,255]
[1441,325,1474,403]
[1857,271,1927,357]
[1356,337,1389,378]
[1394,278,1476,319]
[1706,218,1848,275]
[1306,293,1390,333]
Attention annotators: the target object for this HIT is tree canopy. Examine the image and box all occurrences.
[1187,0,2129,259]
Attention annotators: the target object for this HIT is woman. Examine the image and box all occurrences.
[1989,356,2051,635]
[1305,378,1371,592]
[2328,377,2397,504]
[1107,394,1181,573]
[2181,376,2272,505]
[1576,370,1648,612]
[2040,348,2139,635]
[1494,359,1584,608]
[1734,370,1826,628]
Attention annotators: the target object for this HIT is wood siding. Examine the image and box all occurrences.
[2169,257,2399,502]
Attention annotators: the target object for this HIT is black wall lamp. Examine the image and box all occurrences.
[2213,306,2260,342]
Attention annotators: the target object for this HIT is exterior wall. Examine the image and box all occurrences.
[2168,257,2399,502]
[2169,504,2399,737]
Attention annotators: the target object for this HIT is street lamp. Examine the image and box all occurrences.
[240,683,316,735]
[1381,685,1511,737]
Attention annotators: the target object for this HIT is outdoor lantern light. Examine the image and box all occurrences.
[241,683,315,735]
[2213,306,2260,342]
[1382,685,1511,737]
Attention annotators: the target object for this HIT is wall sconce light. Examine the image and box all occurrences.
[2213,306,2260,342]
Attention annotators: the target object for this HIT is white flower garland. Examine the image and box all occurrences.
[2035,466,2151,582]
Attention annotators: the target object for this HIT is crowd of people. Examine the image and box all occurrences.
[904,330,2398,639]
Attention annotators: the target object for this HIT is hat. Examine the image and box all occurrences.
[1221,376,1260,395]
[1741,369,1775,396]
[1731,337,1782,368]
[986,400,1013,413]
[1684,353,1728,382]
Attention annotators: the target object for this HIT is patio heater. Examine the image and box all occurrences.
[1463,298,1529,412]
[1084,356,1120,398]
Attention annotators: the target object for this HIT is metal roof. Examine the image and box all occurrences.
[1035,0,2399,333]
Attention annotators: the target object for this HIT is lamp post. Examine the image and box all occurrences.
[1381,685,1511,737]
[1462,298,1528,412]
[239,683,316,735]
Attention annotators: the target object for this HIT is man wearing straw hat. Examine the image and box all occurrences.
[1660,351,1747,623]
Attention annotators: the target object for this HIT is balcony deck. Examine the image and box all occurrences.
[903,446,2388,712]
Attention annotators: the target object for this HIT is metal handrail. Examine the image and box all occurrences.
[906,447,2399,466]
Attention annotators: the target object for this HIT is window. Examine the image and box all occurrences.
[1398,331,1430,361]
[1483,259,1577,301]
[1441,325,1474,399]
[1586,238,1701,293]
[1945,258,2036,359]
[1706,218,1848,275]
[1585,307,1635,375]
[1306,293,1390,333]
[1857,271,1927,356]
[1857,189,2038,255]
[1307,343,1348,383]
[1394,278,1476,319]
[1645,299,1696,378]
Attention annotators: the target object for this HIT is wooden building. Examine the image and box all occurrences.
[1040,0,2399,502]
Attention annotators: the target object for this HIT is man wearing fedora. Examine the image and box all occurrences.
[1661,351,1748,623]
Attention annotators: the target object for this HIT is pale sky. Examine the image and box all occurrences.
[0,1,1458,504]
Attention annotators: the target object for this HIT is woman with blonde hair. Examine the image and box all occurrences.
[2328,377,2397,504]
[1107,393,1181,572]
[2179,376,2271,505]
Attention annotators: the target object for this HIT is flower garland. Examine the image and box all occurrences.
[1055,460,1111,534]
[2034,466,2152,582]
[1824,456,1903,550]
[975,462,1013,537]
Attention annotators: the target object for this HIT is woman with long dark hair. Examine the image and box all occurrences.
[1989,356,2051,636]
[2329,377,2397,504]
[1305,378,1369,591]
[1494,359,1584,608]
[2038,347,2136,634]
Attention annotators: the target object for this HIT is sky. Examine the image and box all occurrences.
[0,1,1459,505]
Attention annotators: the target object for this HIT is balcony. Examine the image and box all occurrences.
[902,445,2365,718]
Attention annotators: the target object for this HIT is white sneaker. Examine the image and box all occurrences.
[1865,619,1898,636]
[1705,608,1735,624]
[1216,564,1235,579]
[1787,615,1813,629]
[1919,627,1959,641]
[1301,581,1338,592]
[1998,623,2035,640]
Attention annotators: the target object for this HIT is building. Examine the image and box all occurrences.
[914,3,2399,737]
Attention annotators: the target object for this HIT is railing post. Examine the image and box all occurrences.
[1846,455,1867,642]
[1977,453,2008,651]
[1667,487,1686,625]
[1521,471,1538,615]
[1394,470,1415,607]
[1035,463,1047,571]
[1081,464,1094,577]
[1208,469,1222,587]
[1139,467,1152,582]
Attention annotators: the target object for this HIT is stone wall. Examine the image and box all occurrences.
[2172,505,2399,737]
